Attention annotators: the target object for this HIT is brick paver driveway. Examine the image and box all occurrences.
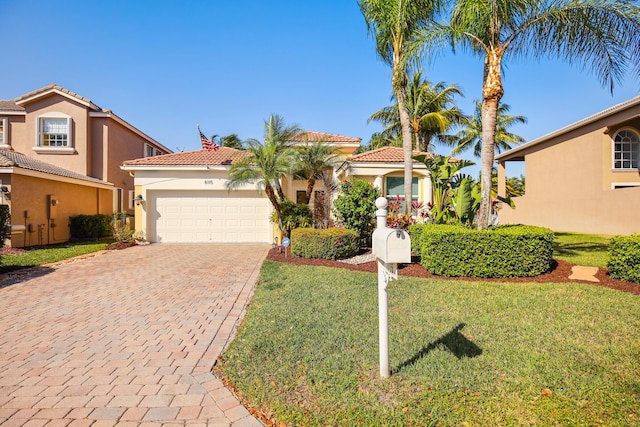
[0,244,269,427]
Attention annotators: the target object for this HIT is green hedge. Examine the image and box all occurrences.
[291,228,359,260]
[407,223,425,255]
[69,214,112,239]
[607,234,640,283]
[417,224,554,278]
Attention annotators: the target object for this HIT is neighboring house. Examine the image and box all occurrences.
[0,84,171,247]
[122,137,440,244]
[496,96,640,235]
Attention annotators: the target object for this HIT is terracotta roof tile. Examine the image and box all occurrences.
[0,150,110,185]
[123,147,251,166]
[349,146,435,163]
[288,131,361,143]
[0,100,25,112]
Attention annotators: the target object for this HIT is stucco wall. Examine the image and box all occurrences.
[498,102,640,235]
[4,173,113,247]
[19,94,90,174]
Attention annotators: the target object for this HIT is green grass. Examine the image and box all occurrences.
[0,240,112,273]
[220,261,640,426]
[553,232,611,268]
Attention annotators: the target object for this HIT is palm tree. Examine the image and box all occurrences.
[418,0,640,229]
[447,100,527,157]
[261,114,303,201]
[368,70,465,152]
[294,141,345,203]
[359,0,445,214]
[226,114,302,228]
[220,134,244,150]
[226,138,299,229]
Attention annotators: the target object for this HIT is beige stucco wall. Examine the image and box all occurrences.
[19,94,91,174]
[498,104,640,235]
[3,173,113,247]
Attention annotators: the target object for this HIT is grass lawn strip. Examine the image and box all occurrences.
[0,241,111,273]
[553,232,611,268]
[220,261,640,426]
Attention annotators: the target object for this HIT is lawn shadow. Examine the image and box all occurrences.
[552,233,609,258]
[0,267,55,290]
[393,323,482,374]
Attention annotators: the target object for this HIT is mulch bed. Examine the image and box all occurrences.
[266,248,640,295]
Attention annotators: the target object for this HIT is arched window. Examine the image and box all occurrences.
[613,129,639,169]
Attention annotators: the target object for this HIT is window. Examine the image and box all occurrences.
[386,176,419,211]
[145,144,163,157]
[296,191,308,204]
[0,118,7,146]
[39,117,71,147]
[613,129,639,170]
[128,190,135,210]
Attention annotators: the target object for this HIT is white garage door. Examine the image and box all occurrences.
[149,190,272,243]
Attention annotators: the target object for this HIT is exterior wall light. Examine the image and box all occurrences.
[134,194,144,206]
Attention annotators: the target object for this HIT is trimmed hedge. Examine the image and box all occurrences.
[407,223,425,255]
[417,224,554,278]
[291,227,359,260]
[69,214,112,239]
[607,234,640,283]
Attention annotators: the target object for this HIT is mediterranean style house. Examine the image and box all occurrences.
[0,84,170,247]
[122,134,437,244]
[496,96,640,235]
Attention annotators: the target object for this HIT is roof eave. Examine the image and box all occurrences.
[496,96,640,161]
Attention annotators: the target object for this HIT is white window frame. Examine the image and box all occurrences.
[128,190,135,210]
[114,187,124,213]
[144,143,154,157]
[0,117,8,149]
[612,127,639,170]
[33,112,74,154]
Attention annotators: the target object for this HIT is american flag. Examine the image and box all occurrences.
[198,125,220,151]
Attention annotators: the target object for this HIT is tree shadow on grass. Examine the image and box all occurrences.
[552,233,609,258]
[393,323,482,374]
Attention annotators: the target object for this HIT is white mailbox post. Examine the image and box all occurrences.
[372,197,411,378]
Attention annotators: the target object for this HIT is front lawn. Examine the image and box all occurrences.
[0,240,112,273]
[552,232,611,268]
[220,261,640,426]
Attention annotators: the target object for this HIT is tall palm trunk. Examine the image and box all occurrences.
[394,69,414,216]
[478,50,504,230]
[305,177,316,203]
[265,184,283,232]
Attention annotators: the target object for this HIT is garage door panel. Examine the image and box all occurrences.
[150,190,271,243]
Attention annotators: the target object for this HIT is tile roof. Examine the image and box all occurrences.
[122,147,251,166]
[349,146,435,163]
[0,100,25,112]
[287,131,361,143]
[14,84,103,111]
[0,150,111,185]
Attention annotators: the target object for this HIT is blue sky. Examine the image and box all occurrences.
[1,0,637,177]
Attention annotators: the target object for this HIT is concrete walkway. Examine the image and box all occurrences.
[0,244,269,427]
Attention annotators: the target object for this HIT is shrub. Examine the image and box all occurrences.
[419,224,554,278]
[69,214,112,239]
[272,199,313,237]
[333,180,381,246]
[112,213,134,242]
[607,234,640,283]
[407,223,426,255]
[291,227,359,260]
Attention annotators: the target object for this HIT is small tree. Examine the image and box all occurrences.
[333,179,381,246]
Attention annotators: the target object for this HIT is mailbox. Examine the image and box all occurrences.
[372,227,411,264]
